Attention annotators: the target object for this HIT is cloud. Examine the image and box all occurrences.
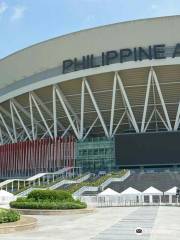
[11,5,26,21]
[0,1,8,15]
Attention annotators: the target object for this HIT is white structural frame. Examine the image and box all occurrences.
[55,84,80,139]
[116,72,139,133]
[84,78,109,138]
[141,68,172,132]
[0,66,179,144]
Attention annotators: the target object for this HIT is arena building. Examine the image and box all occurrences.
[0,16,180,177]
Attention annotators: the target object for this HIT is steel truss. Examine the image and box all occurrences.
[0,67,179,145]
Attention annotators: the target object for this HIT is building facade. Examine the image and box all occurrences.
[0,16,180,177]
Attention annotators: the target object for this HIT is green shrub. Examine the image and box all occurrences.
[15,197,30,202]
[0,209,20,224]
[10,189,87,210]
[27,190,73,202]
[10,200,87,210]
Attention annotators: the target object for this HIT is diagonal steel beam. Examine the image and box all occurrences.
[80,78,85,139]
[53,85,57,138]
[0,105,21,127]
[31,91,65,131]
[12,98,45,132]
[141,68,153,132]
[0,113,14,143]
[11,101,32,140]
[116,72,139,133]
[84,78,109,138]
[10,100,17,142]
[83,117,98,140]
[55,84,80,139]
[109,73,117,137]
[30,93,53,139]
[152,68,172,131]
[54,86,80,131]
[112,111,126,136]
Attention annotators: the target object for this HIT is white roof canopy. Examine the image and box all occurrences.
[164,187,177,195]
[98,188,120,196]
[143,186,163,195]
[120,187,141,195]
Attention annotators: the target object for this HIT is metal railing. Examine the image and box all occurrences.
[16,173,91,197]
[73,171,130,198]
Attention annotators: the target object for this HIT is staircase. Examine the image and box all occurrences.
[16,173,91,197]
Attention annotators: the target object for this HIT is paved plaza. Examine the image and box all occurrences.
[1,206,180,240]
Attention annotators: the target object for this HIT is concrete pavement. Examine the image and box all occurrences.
[0,206,180,240]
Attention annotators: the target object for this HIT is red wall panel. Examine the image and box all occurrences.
[0,137,75,178]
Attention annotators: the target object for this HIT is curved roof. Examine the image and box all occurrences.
[0,15,180,93]
[0,16,179,144]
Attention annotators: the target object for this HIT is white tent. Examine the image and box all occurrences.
[164,187,177,204]
[120,187,141,195]
[119,187,142,203]
[164,187,177,195]
[0,190,16,205]
[143,186,163,195]
[142,186,163,204]
[98,188,120,196]
[97,188,120,207]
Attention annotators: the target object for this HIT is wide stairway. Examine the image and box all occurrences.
[107,171,180,192]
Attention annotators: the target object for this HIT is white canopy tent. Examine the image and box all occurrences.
[119,187,142,203]
[142,186,163,204]
[98,188,120,197]
[0,190,16,205]
[120,187,141,195]
[97,188,120,206]
[143,186,163,195]
[164,187,178,204]
[164,187,177,195]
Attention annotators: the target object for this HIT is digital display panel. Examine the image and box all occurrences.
[115,132,180,167]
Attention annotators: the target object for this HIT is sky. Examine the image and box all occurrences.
[0,0,180,58]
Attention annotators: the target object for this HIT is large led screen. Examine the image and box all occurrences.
[115,132,180,167]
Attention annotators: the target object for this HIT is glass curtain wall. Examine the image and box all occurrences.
[75,137,115,172]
